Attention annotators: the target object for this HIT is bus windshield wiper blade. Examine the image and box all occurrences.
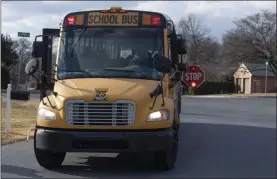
[102,68,146,77]
[70,27,88,56]
[68,27,88,65]
[58,70,92,76]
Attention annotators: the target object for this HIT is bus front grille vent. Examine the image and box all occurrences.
[65,100,136,126]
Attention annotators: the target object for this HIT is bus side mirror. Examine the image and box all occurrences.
[153,55,172,73]
[25,59,40,76]
[177,38,187,54]
[32,41,43,58]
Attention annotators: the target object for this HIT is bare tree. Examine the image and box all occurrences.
[178,13,219,65]
[222,9,276,75]
[12,38,32,89]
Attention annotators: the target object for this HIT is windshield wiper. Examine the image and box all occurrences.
[87,67,147,78]
[58,70,92,76]
[103,68,146,78]
[70,27,88,56]
[68,27,88,64]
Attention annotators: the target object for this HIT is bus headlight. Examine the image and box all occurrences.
[147,110,169,122]
[38,108,56,120]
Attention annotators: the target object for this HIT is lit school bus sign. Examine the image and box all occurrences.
[87,12,139,26]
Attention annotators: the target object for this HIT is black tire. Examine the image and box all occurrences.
[153,127,179,171]
[34,131,66,169]
[34,148,66,169]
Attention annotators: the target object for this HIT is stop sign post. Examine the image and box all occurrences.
[182,65,205,88]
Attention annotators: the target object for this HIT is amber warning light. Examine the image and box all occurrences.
[101,6,127,13]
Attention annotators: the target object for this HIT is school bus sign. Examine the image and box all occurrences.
[88,12,139,26]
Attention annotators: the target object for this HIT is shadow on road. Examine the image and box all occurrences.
[1,164,42,178]
[49,123,276,178]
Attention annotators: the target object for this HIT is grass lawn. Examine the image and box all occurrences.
[1,97,39,145]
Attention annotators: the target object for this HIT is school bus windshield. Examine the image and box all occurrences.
[57,27,164,81]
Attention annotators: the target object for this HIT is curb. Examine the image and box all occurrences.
[1,136,34,146]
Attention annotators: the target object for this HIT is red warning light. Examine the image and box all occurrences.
[191,66,196,72]
[152,15,161,25]
[191,81,197,87]
[66,16,75,25]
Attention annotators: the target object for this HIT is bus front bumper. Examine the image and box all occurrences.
[35,127,174,153]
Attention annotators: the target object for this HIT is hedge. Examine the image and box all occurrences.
[194,81,236,95]
[182,81,236,95]
[1,68,10,89]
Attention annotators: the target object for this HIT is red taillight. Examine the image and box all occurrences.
[66,16,75,25]
[151,15,161,25]
[191,81,197,87]
[101,10,108,13]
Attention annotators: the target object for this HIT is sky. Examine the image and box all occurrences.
[1,1,276,42]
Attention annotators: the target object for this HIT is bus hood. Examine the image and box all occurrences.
[54,78,160,102]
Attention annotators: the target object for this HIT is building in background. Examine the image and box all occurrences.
[233,62,276,94]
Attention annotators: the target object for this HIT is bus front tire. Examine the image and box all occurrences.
[153,128,178,171]
[34,148,66,169]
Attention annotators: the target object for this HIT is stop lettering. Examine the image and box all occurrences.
[185,72,202,81]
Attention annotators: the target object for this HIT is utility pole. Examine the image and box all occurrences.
[265,61,268,94]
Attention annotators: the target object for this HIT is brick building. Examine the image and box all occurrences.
[233,62,276,94]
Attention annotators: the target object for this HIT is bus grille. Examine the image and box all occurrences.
[65,100,136,126]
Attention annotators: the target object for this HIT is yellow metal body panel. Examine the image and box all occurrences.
[37,28,180,129]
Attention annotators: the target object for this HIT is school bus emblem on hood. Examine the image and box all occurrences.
[94,88,108,101]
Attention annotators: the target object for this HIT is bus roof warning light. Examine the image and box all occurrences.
[67,16,75,25]
[152,15,161,25]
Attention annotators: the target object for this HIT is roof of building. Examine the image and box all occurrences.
[241,62,275,77]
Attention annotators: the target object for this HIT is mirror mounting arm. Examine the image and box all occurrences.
[149,73,166,109]
[39,72,57,109]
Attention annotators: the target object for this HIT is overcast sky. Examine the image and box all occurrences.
[2,1,276,42]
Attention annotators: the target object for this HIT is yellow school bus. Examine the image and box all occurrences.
[26,6,187,170]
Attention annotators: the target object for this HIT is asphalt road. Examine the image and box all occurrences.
[1,97,276,178]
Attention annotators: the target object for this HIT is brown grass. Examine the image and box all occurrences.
[1,98,39,145]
